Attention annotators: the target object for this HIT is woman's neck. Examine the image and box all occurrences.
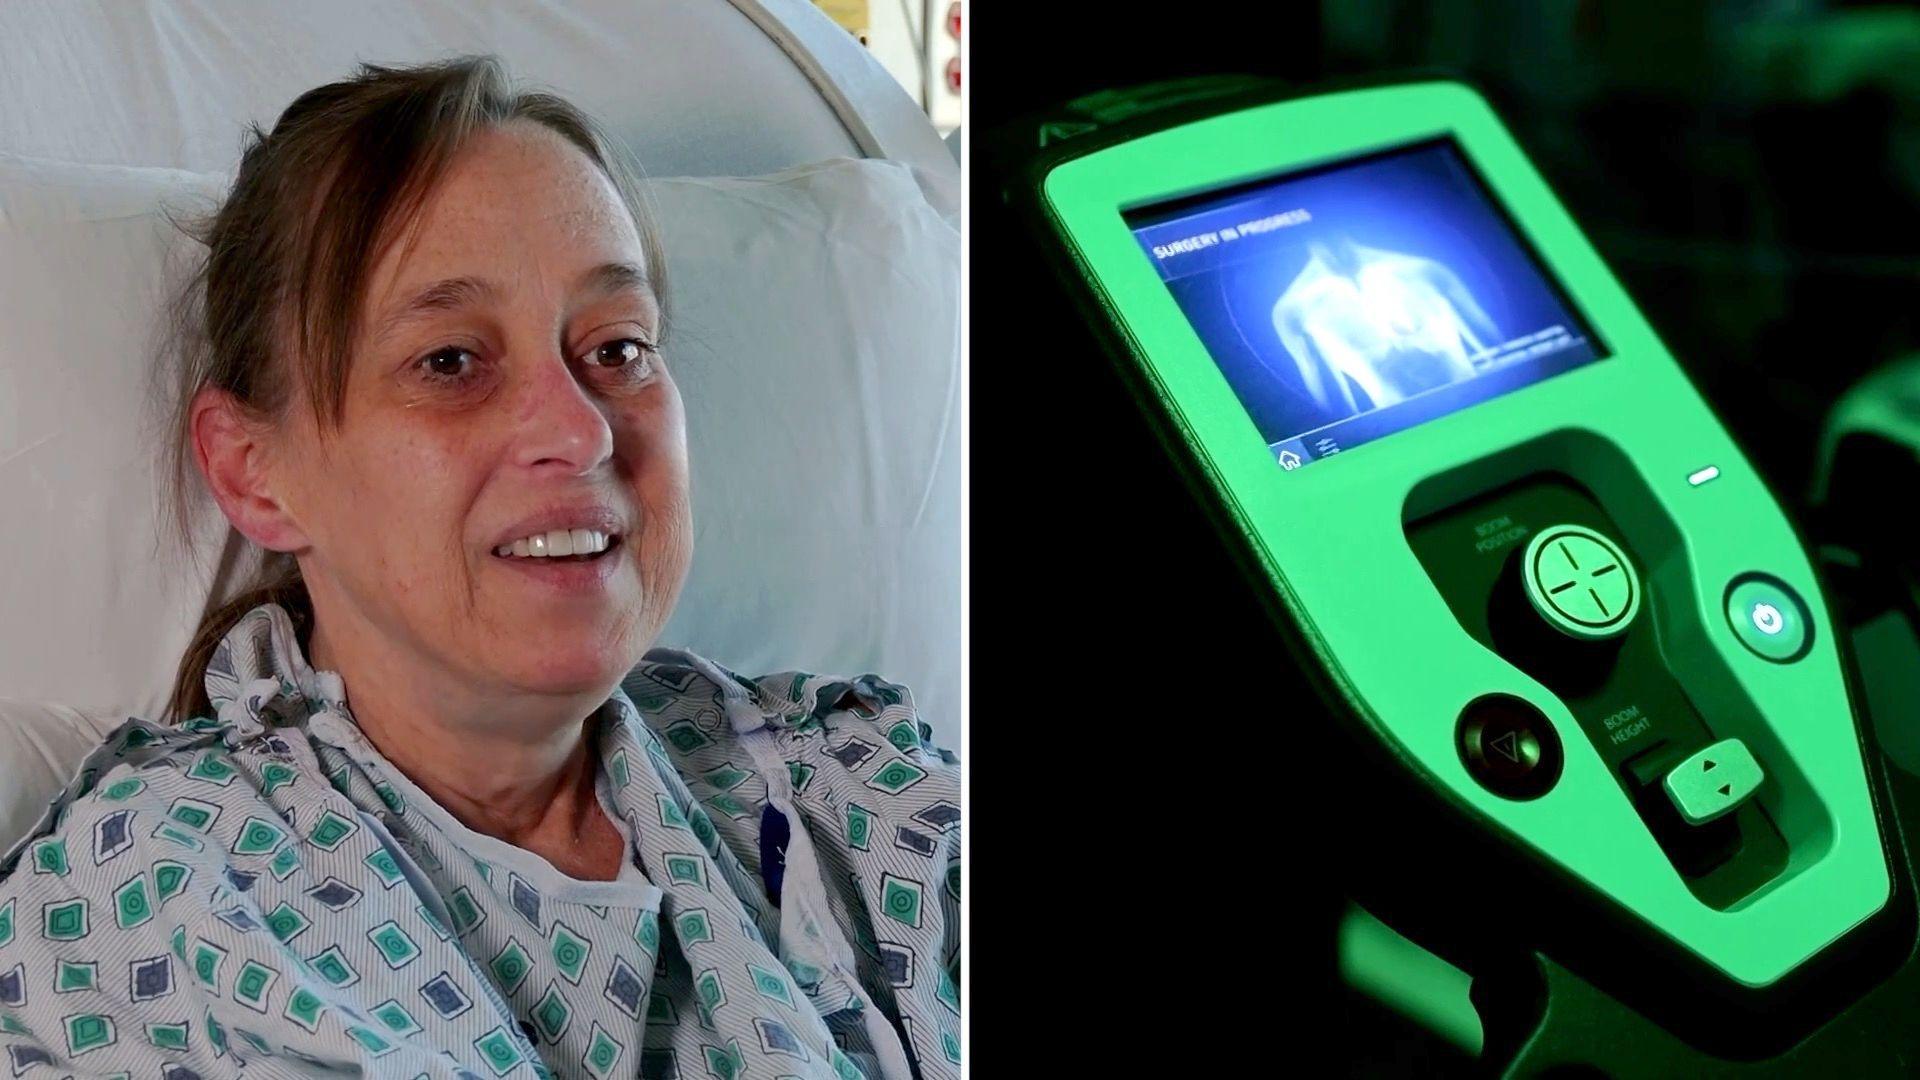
[306,618,629,882]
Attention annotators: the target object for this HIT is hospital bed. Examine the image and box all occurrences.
[0,0,961,849]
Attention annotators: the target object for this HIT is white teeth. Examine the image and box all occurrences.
[495,528,615,559]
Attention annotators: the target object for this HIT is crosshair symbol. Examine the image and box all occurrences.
[1522,525,1641,640]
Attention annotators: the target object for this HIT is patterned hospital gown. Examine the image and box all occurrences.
[0,603,961,1078]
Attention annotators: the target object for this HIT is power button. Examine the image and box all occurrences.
[1726,575,1812,662]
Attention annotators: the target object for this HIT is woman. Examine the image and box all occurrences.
[0,56,959,1080]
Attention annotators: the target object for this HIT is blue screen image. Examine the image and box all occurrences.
[1124,139,1606,472]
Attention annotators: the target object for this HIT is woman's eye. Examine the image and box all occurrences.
[412,339,654,387]
[586,337,658,374]
[418,346,477,383]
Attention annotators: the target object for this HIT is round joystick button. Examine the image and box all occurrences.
[1521,524,1641,641]
[1457,694,1563,800]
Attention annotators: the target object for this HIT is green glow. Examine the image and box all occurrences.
[1663,739,1766,825]
[1726,577,1812,662]
[1337,904,1482,1055]
[1521,524,1641,640]
[1039,81,1889,987]
[1812,353,1920,504]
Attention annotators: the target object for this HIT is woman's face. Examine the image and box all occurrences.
[264,121,692,705]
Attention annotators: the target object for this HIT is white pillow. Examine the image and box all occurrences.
[0,699,124,847]
[646,159,961,746]
[0,152,960,848]
[0,153,232,719]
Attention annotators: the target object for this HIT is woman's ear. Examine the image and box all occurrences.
[189,384,311,554]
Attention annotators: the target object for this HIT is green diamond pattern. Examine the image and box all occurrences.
[113,874,153,930]
[368,920,421,968]
[65,1013,115,1056]
[146,1021,189,1051]
[31,838,69,877]
[265,902,311,944]
[880,874,924,929]
[533,982,572,1042]
[473,1025,524,1077]
[153,861,190,904]
[43,899,88,941]
[550,923,591,984]
[231,816,285,855]
[307,810,359,851]
[233,960,278,1011]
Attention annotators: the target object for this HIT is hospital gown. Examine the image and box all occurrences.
[0,603,961,1079]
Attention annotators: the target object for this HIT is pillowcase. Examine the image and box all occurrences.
[0,152,232,718]
[0,699,123,850]
[0,152,960,847]
[644,159,961,747]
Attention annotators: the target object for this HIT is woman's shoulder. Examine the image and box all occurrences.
[618,646,958,850]
[0,713,307,889]
[623,645,954,762]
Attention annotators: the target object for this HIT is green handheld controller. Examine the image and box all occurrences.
[1004,77,1897,1016]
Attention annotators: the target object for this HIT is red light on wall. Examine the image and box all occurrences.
[945,55,960,94]
[947,2,961,39]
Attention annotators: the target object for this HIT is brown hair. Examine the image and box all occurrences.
[153,54,670,724]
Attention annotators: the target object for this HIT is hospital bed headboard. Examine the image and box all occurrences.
[0,0,954,179]
[0,0,961,816]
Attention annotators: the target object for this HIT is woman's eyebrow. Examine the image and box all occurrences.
[577,260,651,302]
[372,261,653,342]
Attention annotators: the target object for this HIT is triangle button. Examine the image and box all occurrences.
[1489,731,1521,763]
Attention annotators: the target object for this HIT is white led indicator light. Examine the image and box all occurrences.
[1751,602,1785,636]
[1688,465,1721,487]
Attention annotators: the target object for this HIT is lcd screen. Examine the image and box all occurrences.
[1125,138,1607,471]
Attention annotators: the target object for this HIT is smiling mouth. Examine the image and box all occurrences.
[492,532,623,563]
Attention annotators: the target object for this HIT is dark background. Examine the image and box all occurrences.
[973,2,1920,1074]
[979,0,1920,501]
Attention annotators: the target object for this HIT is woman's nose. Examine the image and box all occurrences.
[508,352,614,475]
